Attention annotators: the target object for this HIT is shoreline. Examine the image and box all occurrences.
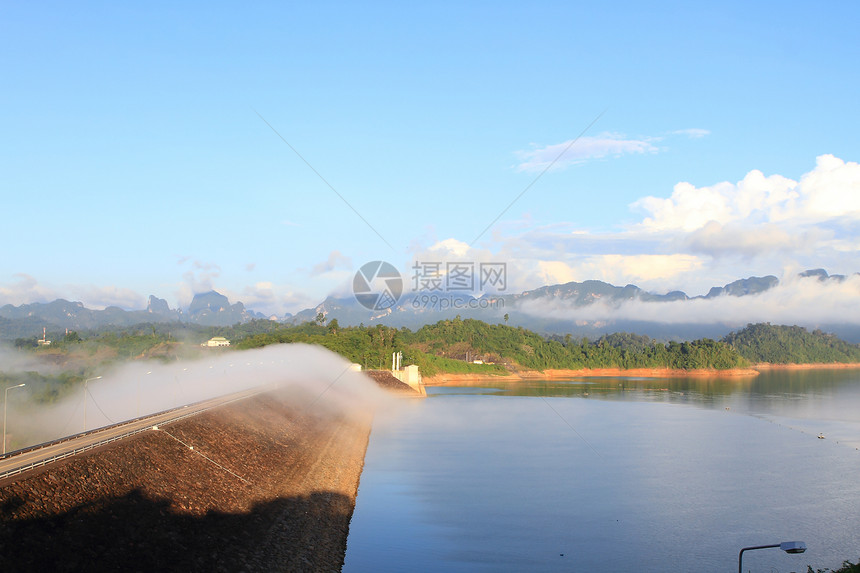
[423,362,860,385]
[752,362,860,371]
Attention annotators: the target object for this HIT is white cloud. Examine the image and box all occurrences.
[516,274,860,328]
[6,155,857,321]
[633,155,860,234]
[515,133,657,172]
[407,239,506,292]
[513,127,713,173]
[311,250,352,277]
[792,154,860,219]
[683,221,825,258]
[535,255,702,288]
[619,154,860,272]
[595,254,703,284]
[483,154,860,298]
[0,275,145,310]
[176,259,222,308]
[70,285,146,310]
[405,236,707,297]
[425,238,472,258]
[0,274,60,306]
[536,261,579,286]
[672,128,710,139]
[232,281,279,315]
[213,281,320,317]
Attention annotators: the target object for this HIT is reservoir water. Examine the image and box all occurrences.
[344,369,860,572]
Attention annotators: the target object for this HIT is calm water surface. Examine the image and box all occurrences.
[344,369,860,572]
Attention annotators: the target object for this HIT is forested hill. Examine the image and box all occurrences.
[236,317,750,374]
[407,319,747,371]
[236,319,860,374]
[12,320,860,386]
[723,323,860,364]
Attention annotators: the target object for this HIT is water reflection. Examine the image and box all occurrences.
[430,368,860,417]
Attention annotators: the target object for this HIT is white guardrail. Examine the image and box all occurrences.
[0,389,264,482]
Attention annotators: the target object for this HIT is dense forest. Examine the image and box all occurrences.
[234,317,749,374]
[8,320,860,396]
[723,323,860,364]
[233,319,860,369]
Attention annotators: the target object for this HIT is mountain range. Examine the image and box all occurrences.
[1,269,857,342]
[288,271,835,340]
[0,291,272,339]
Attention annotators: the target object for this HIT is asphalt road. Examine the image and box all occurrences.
[0,386,267,481]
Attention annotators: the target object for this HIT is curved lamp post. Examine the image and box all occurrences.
[3,383,26,455]
[739,541,806,573]
[82,376,102,432]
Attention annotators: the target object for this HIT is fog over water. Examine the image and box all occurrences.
[1,344,389,450]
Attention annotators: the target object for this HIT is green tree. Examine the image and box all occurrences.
[14,337,37,349]
[327,318,340,335]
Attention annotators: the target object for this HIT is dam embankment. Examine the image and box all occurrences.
[0,388,371,572]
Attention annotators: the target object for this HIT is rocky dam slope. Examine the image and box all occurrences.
[0,387,372,572]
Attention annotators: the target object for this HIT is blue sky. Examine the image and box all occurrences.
[2,2,859,316]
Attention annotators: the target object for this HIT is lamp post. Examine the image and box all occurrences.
[738,541,806,573]
[82,376,102,432]
[3,383,26,455]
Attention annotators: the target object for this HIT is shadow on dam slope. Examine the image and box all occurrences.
[0,488,353,572]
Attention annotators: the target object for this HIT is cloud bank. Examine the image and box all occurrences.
[515,274,860,329]
[488,154,860,296]
[633,154,860,238]
[3,154,858,323]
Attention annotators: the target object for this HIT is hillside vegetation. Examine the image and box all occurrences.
[235,319,860,373]
[723,323,860,364]
[235,317,749,375]
[7,321,860,396]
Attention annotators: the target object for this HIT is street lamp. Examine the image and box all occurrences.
[82,376,102,432]
[739,541,806,573]
[3,383,26,455]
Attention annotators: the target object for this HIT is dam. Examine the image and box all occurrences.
[0,373,421,572]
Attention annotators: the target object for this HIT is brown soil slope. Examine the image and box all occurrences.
[0,389,371,572]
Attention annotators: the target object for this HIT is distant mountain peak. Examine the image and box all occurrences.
[188,291,231,315]
[704,275,779,298]
[800,268,829,280]
[147,295,172,314]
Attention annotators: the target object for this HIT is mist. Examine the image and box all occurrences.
[2,344,393,451]
[0,346,63,377]
[515,274,860,330]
